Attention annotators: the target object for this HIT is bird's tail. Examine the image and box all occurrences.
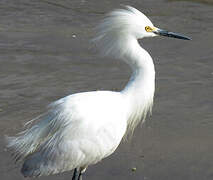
[5,99,67,162]
[5,98,79,177]
[20,150,60,177]
[6,117,75,177]
[5,113,52,162]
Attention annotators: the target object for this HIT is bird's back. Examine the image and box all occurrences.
[7,91,128,177]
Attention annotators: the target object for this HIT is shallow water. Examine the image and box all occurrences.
[0,0,213,180]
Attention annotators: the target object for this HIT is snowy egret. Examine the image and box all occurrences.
[6,6,190,180]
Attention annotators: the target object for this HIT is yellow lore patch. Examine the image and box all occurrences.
[145,26,156,32]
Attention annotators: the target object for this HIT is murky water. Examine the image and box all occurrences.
[0,0,213,180]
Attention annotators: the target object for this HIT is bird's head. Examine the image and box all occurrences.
[93,6,190,57]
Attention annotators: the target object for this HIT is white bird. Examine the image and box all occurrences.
[6,6,190,180]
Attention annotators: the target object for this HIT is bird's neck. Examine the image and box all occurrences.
[121,38,155,136]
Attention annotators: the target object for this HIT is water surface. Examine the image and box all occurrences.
[0,0,213,180]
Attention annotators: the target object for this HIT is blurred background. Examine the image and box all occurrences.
[0,0,212,180]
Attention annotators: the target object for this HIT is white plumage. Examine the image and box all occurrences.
[6,5,190,179]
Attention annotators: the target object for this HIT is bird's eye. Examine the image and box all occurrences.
[145,26,153,32]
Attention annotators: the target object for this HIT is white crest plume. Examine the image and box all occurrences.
[93,6,154,58]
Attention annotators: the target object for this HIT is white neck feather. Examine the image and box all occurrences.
[121,37,155,137]
[93,8,156,137]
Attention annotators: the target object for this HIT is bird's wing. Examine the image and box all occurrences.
[6,92,89,161]
[6,91,127,176]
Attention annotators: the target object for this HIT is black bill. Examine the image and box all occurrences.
[153,28,191,40]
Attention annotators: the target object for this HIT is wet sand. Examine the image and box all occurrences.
[1,0,213,180]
